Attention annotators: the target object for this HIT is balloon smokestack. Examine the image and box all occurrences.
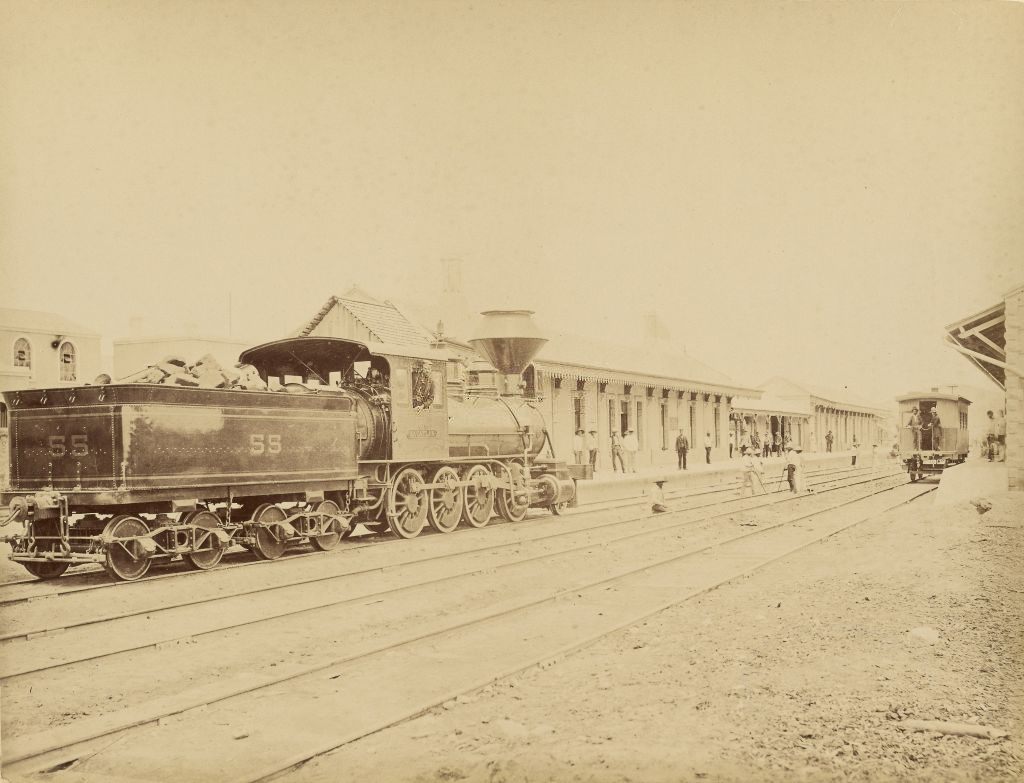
[469,310,547,376]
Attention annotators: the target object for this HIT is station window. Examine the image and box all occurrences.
[59,341,76,382]
[608,399,616,438]
[635,401,643,448]
[714,406,721,447]
[13,338,31,369]
[689,404,696,445]
[573,396,584,432]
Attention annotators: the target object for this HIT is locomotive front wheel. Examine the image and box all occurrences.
[461,464,495,529]
[495,462,530,523]
[182,510,225,571]
[103,515,153,581]
[387,467,429,539]
[428,466,464,534]
[22,561,70,579]
[310,500,343,551]
[252,504,289,560]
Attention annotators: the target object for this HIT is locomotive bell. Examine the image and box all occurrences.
[468,310,548,376]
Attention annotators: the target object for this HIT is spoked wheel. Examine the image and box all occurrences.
[550,501,569,516]
[428,466,464,533]
[310,500,343,551]
[182,510,225,571]
[495,461,530,523]
[387,467,429,539]
[461,464,495,528]
[103,515,153,581]
[22,561,70,579]
[252,504,289,560]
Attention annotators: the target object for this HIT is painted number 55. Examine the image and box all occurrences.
[249,434,282,455]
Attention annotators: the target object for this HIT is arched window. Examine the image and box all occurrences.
[13,338,31,368]
[59,341,77,382]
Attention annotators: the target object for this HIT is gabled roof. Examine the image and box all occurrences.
[0,307,99,337]
[732,393,810,418]
[760,376,887,415]
[296,294,434,346]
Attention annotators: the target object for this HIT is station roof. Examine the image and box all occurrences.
[295,289,434,346]
[944,299,1007,391]
[758,377,889,416]
[731,393,811,418]
[895,391,972,404]
[531,332,761,397]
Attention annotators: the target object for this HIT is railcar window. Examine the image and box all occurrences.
[13,337,31,369]
[59,342,76,381]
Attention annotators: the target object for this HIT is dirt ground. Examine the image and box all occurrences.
[286,489,1024,783]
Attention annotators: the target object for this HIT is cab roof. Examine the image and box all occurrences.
[895,391,971,405]
[238,337,450,379]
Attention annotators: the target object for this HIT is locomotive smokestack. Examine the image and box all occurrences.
[469,310,548,376]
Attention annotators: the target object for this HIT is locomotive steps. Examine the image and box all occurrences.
[2,469,920,780]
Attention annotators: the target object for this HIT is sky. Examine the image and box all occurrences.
[1,1,1022,405]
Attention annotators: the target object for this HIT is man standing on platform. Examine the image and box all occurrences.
[825,430,834,452]
[762,430,771,459]
[586,430,598,470]
[610,431,626,473]
[675,430,689,470]
[704,432,713,464]
[573,429,585,464]
[623,428,639,473]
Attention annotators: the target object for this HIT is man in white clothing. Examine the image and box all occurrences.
[573,429,585,464]
[704,432,713,464]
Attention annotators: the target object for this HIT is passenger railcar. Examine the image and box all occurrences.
[896,391,970,481]
[0,311,575,580]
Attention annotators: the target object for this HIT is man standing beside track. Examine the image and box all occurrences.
[741,445,766,496]
[785,443,804,493]
[610,430,626,473]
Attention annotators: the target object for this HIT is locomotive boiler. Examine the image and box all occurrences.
[0,310,575,580]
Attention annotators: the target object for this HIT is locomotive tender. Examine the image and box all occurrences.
[0,311,575,580]
[896,391,970,481]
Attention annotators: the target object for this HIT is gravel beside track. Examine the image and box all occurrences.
[2,474,920,782]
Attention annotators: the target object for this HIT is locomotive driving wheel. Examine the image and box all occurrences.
[495,461,530,523]
[252,504,289,560]
[103,515,153,581]
[461,464,495,528]
[428,466,464,534]
[182,510,225,571]
[310,499,343,551]
[387,467,428,539]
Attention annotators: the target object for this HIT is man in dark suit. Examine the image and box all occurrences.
[675,431,689,470]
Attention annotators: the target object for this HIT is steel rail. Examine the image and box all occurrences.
[3,479,930,776]
[0,459,889,604]
[0,464,900,646]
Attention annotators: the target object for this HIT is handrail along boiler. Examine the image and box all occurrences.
[0,311,575,580]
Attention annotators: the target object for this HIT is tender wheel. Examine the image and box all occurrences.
[252,504,289,560]
[428,466,464,534]
[182,510,225,570]
[22,561,70,579]
[387,467,429,539]
[495,462,529,523]
[549,501,569,516]
[461,464,495,528]
[103,515,153,581]
[310,500,343,551]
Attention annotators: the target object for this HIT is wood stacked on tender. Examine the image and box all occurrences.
[121,354,267,390]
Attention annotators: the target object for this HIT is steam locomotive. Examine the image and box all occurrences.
[0,311,575,580]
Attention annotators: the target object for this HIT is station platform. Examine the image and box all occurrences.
[933,457,1009,506]
[573,449,893,508]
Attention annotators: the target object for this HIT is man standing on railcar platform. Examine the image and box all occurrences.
[908,407,922,450]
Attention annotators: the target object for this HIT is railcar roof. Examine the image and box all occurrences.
[895,391,972,404]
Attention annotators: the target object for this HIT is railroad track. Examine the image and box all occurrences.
[0,462,898,650]
[0,459,892,605]
[2,470,919,781]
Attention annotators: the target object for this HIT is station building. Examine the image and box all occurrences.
[295,288,760,469]
[945,283,1024,491]
[733,377,888,453]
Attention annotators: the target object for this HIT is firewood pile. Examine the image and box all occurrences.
[121,354,267,390]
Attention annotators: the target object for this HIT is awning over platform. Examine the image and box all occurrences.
[944,301,1007,390]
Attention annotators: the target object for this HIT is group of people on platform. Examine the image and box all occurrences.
[986,409,1007,462]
